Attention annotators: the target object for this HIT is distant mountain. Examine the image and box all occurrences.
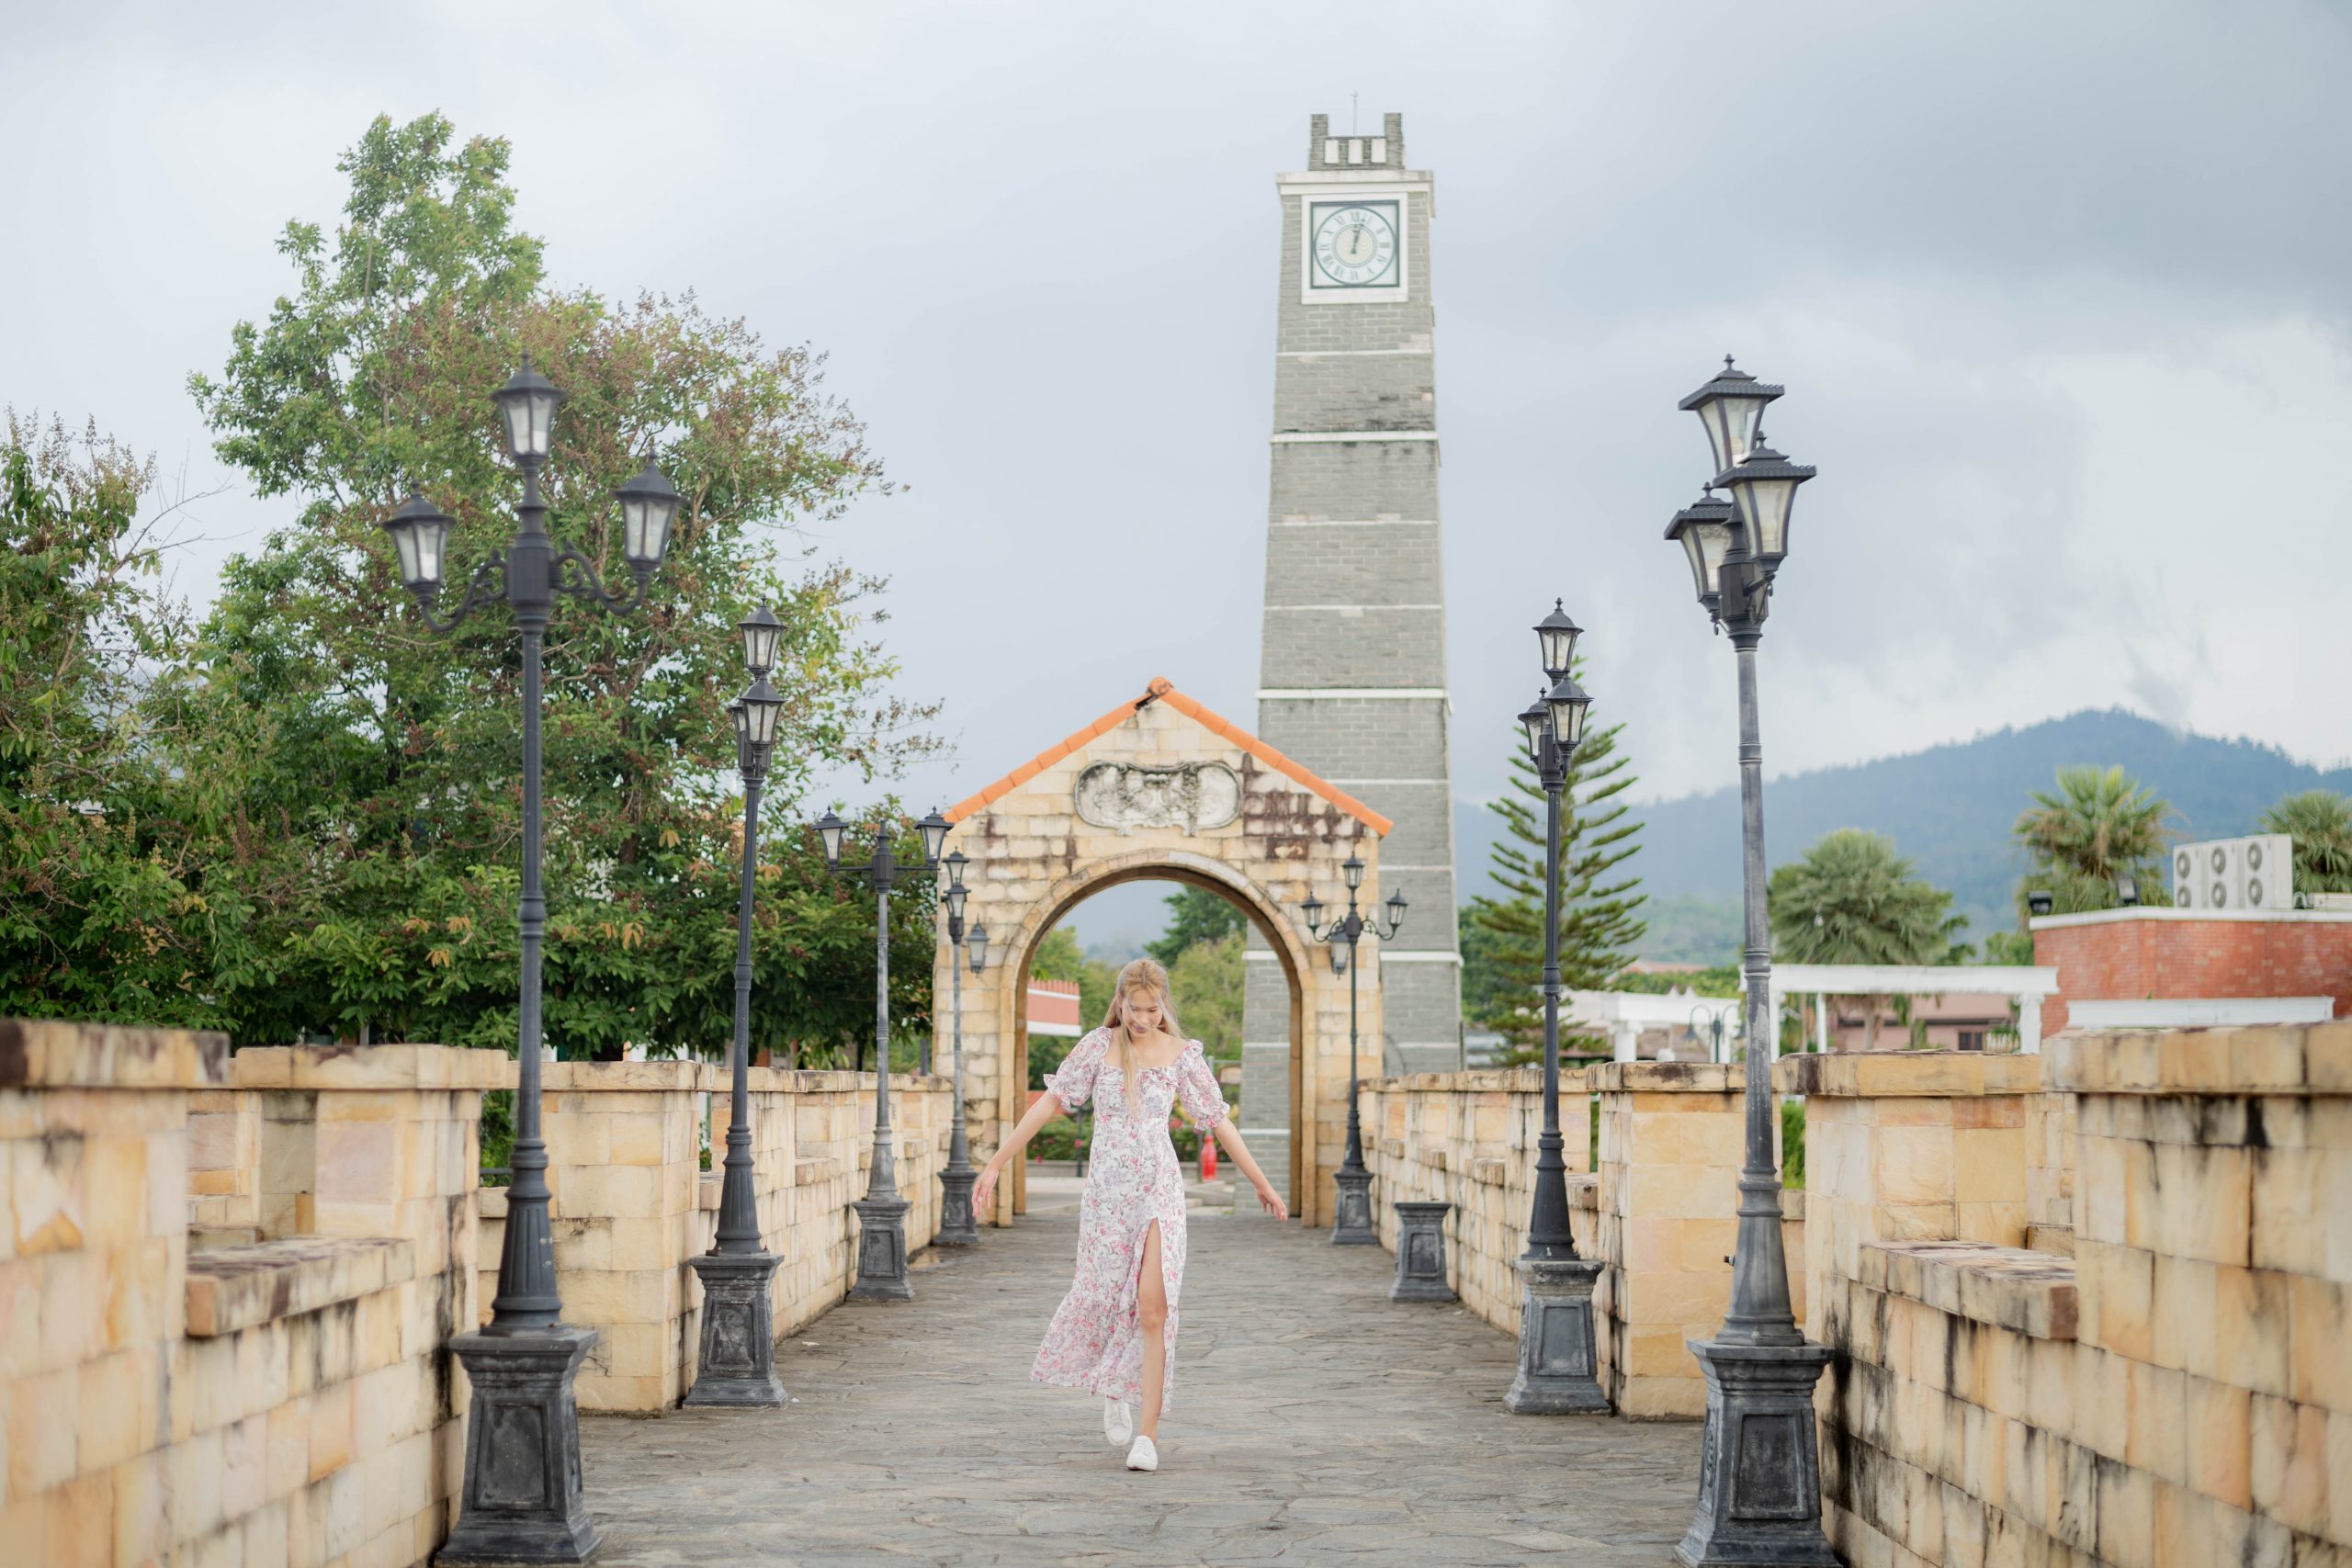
[1454,709,2352,965]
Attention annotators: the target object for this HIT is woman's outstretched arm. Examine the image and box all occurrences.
[1210,1120,1289,1220]
[972,1090,1067,1216]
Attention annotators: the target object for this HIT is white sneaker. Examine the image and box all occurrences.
[1102,1398,1132,1446]
[1125,1435,1158,1472]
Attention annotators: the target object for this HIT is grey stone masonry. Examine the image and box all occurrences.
[1250,113,1464,1109]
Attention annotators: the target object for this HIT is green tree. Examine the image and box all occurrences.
[1167,931,1243,1062]
[1466,687,1646,1065]
[1146,885,1245,967]
[1770,829,1966,1049]
[2258,790,2352,896]
[98,110,930,1055]
[2012,764,2174,916]
[0,413,232,1021]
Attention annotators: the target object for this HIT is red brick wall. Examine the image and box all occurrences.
[2032,913,2352,1032]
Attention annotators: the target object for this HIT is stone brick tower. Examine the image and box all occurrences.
[1239,114,1464,1202]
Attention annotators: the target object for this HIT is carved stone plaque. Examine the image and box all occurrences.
[1073,761,1241,835]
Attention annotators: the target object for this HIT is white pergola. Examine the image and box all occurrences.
[1561,990,1744,1063]
[1762,964,2063,1055]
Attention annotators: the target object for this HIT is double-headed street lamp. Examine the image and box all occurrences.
[814,804,950,1299]
[1663,357,1835,1567]
[1501,602,1610,1416]
[933,850,989,1245]
[684,607,788,1407]
[1299,854,1406,1246]
[381,360,679,1563]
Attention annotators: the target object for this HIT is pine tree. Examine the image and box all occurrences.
[1466,684,1645,1065]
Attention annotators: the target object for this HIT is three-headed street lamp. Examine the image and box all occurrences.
[814,804,951,1299]
[684,607,789,1407]
[1662,357,1836,1567]
[933,850,989,1245]
[381,360,679,1563]
[1501,602,1610,1416]
[1299,854,1406,1246]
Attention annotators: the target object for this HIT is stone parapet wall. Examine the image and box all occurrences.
[0,1023,491,1567]
[1590,1062,1803,1418]
[1790,1027,2352,1565]
[1358,1068,1597,1333]
[476,1062,952,1411]
[1361,1062,1803,1419]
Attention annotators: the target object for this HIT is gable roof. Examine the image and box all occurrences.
[944,676,1393,836]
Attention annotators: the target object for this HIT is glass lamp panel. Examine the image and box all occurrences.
[943,849,968,888]
[1301,894,1326,930]
[967,922,989,972]
[918,809,951,863]
[1343,855,1365,890]
[412,517,448,587]
[815,810,846,865]
[1386,889,1408,929]
[728,701,750,745]
[1746,476,1798,563]
[1329,938,1349,976]
[1694,397,1737,477]
[944,882,968,921]
[387,519,422,585]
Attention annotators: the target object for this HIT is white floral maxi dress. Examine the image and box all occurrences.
[1029,1027,1229,1412]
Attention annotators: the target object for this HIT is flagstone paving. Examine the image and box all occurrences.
[577,1177,1701,1565]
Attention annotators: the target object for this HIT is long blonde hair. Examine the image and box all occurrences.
[1100,957,1183,1118]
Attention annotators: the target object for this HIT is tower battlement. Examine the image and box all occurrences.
[1307,112,1406,172]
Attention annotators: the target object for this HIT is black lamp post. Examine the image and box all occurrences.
[684,607,789,1407]
[815,805,950,1299]
[1299,854,1406,1246]
[1664,357,1836,1567]
[934,850,988,1246]
[1502,603,1611,1416]
[383,359,679,1564]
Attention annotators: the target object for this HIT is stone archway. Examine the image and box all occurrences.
[937,678,1389,1227]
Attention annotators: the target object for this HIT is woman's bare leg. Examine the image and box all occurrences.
[1136,1220,1167,1440]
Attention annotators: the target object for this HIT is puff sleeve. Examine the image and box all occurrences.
[1175,1042,1228,1128]
[1043,1027,1109,1113]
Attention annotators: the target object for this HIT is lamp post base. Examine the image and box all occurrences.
[1674,1336,1837,1566]
[1329,1165,1378,1247]
[848,1193,914,1300]
[681,1252,786,1407]
[439,1325,601,1565]
[936,1165,980,1246]
[1503,1256,1609,1414]
[1389,1201,1457,1302]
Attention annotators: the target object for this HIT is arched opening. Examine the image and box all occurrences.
[1001,852,1306,1219]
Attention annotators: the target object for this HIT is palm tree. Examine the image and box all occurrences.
[2258,790,2352,896]
[2013,764,2175,914]
[1770,829,1966,1049]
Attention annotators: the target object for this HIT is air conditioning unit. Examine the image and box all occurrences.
[2171,834,2294,911]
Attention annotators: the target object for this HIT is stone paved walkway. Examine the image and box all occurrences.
[578,1179,1700,1565]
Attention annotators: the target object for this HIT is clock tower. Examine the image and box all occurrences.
[1239,114,1463,1204]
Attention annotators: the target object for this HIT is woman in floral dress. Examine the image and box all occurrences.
[973,957,1288,1472]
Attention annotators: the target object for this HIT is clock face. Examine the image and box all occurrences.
[1309,200,1401,289]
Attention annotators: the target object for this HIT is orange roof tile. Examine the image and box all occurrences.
[944,676,1392,837]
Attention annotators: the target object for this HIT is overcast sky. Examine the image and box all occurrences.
[8,2,2348,879]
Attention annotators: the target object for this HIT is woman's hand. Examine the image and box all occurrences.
[1253,1179,1289,1221]
[973,1164,1000,1217]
